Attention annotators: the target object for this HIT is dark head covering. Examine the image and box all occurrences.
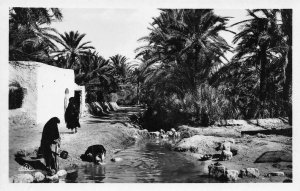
[69,97,75,104]
[41,117,60,147]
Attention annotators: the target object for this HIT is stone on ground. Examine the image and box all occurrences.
[240,168,260,178]
[12,173,34,183]
[46,174,59,181]
[111,157,123,162]
[225,170,239,181]
[220,150,233,161]
[34,171,45,182]
[208,162,227,179]
[174,135,225,154]
[221,142,231,151]
[57,169,67,177]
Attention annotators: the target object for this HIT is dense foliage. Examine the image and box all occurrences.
[9,8,292,129]
[9,8,62,63]
[135,9,292,130]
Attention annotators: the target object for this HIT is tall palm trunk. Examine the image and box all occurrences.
[259,47,268,103]
[137,81,140,105]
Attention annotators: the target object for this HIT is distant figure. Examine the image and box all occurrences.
[80,145,106,164]
[64,88,70,112]
[65,97,80,133]
[39,117,61,175]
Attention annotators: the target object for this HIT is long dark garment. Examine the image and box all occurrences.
[64,98,80,130]
[40,117,61,172]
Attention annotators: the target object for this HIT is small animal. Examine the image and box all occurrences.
[83,145,106,164]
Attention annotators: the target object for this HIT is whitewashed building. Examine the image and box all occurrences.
[9,61,86,125]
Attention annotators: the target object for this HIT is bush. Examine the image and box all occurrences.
[138,83,239,130]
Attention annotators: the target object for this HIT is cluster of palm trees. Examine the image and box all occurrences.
[9,8,292,126]
[135,9,292,126]
[9,8,134,102]
[9,8,63,62]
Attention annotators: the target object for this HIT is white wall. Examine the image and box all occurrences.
[9,62,38,119]
[9,61,85,125]
[36,63,75,124]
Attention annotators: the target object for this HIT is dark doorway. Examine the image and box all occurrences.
[74,90,82,116]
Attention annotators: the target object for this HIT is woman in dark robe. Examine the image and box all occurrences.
[40,117,61,174]
[65,97,80,133]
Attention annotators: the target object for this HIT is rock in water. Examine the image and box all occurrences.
[111,157,123,162]
[225,170,239,181]
[57,169,67,177]
[255,151,292,163]
[34,171,45,182]
[12,174,34,183]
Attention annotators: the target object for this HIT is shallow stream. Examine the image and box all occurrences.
[63,139,221,183]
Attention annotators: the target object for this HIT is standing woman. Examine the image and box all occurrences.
[65,97,81,133]
[40,117,61,175]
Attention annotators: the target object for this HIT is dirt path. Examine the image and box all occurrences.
[9,106,144,177]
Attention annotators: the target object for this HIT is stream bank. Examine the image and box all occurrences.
[9,106,292,183]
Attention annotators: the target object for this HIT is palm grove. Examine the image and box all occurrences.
[9,8,292,131]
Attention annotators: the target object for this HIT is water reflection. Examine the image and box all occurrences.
[65,139,221,183]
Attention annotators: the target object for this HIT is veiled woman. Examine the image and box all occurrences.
[40,117,61,175]
[64,97,80,133]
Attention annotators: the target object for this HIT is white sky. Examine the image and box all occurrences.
[51,9,249,61]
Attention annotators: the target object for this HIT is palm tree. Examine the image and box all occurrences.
[127,58,150,105]
[9,8,63,62]
[79,51,118,101]
[136,9,233,121]
[232,10,284,103]
[211,9,291,120]
[109,54,130,83]
[55,31,94,70]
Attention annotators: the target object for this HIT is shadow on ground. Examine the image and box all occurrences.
[15,157,47,171]
[241,128,292,137]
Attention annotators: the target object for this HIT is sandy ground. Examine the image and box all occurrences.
[9,107,145,177]
[9,107,292,183]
